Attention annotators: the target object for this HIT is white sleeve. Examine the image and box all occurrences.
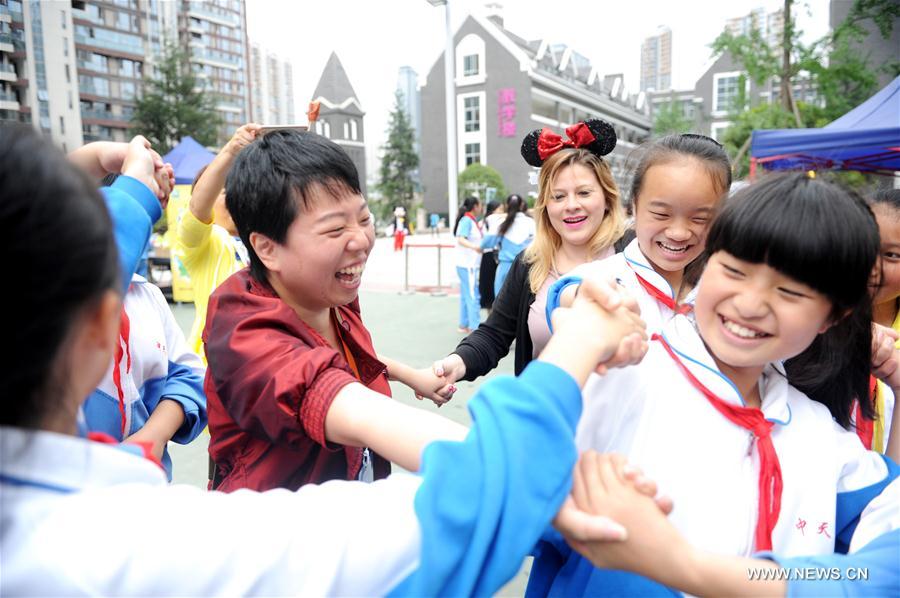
[23,475,424,596]
[849,478,900,552]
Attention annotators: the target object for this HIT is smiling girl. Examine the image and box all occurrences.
[547,134,731,333]
[529,173,899,596]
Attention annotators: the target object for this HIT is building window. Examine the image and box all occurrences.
[455,34,486,85]
[350,119,358,140]
[463,54,479,76]
[59,116,65,134]
[465,142,481,166]
[343,121,349,139]
[713,71,745,114]
[710,122,730,143]
[464,96,480,132]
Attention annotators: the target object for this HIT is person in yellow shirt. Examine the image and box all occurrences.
[176,124,261,361]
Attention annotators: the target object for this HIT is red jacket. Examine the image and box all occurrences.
[204,269,392,492]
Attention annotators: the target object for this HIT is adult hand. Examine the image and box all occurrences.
[408,366,456,407]
[426,354,466,402]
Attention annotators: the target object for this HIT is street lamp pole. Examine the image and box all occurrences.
[428,0,458,228]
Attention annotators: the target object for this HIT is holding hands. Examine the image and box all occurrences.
[540,276,648,387]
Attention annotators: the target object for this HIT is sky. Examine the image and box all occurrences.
[245,0,831,182]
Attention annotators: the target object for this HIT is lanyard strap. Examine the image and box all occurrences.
[332,310,361,380]
[653,333,782,551]
[632,270,692,315]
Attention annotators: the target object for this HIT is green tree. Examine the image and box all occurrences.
[374,90,419,223]
[653,97,693,136]
[710,0,898,176]
[458,163,506,203]
[131,42,221,154]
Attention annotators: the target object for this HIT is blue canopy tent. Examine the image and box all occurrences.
[750,76,900,176]
[162,136,216,185]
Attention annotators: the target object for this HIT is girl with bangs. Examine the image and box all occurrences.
[530,173,900,597]
[427,120,625,400]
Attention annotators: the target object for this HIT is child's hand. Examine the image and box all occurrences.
[557,452,688,579]
[872,323,900,391]
[121,136,169,202]
[225,123,261,157]
[96,142,129,176]
[551,277,648,370]
[124,427,167,462]
[553,453,673,543]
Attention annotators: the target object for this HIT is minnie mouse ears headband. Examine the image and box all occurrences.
[520,118,617,167]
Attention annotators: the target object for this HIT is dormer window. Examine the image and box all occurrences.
[455,34,486,86]
[463,54,479,77]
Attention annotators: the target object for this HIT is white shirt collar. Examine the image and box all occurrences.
[658,316,792,426]
[0,426,167,493]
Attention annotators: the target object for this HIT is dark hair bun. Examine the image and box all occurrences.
[520,128,544,167]
[583,119,617,156]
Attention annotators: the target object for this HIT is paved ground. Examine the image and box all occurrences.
[166,234,532,595]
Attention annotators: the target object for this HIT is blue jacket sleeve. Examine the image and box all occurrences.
[100,175,161,294]
[757,530,900,597]
[154,360,206,444]
[388,361,583,597]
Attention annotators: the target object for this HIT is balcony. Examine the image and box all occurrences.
[187,5,239,28]
[0,62,15,82]
[191,49,240,70]
[74,33,143,57]
[0,89,19,110]
[81,107,130,122]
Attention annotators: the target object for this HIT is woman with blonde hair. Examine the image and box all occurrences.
[427,120,625,401]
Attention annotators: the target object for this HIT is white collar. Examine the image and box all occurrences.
[658,316,792,426]
[0,427,167,493]
[623,239,698,306]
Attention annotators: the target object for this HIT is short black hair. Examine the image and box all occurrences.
[225,130,362,281]
[1,124,119,428]
[705,172,878,427]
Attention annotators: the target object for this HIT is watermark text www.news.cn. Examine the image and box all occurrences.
[748,567,869,581]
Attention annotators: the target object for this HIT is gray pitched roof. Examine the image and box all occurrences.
[311,52,363,114]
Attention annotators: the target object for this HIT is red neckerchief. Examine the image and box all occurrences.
[653,333,783,551]
[111,308,132,437]
[464,212,483,234]
[629,266,692,315]
[854,376,878,450]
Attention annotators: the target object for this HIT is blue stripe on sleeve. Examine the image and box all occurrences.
[389,361,582,597]
[546,276,583,333]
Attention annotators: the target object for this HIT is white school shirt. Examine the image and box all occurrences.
[560,238,696,334]
[455,215,483,269]
[577,315,896,558]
